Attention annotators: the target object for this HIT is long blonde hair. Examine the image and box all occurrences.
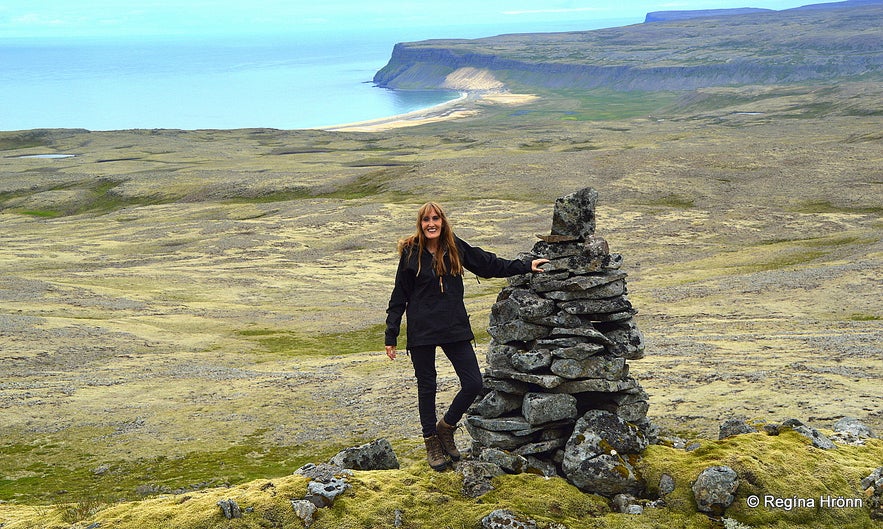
[397,202,463,277]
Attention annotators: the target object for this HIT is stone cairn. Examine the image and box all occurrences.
[466,187,654,496]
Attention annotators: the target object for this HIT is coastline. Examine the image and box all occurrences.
[320,91,473,132]
[320,90,539,132]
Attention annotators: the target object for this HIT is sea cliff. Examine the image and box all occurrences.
[374,2,883,92]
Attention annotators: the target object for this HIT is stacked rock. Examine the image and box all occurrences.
[465,188,653,496]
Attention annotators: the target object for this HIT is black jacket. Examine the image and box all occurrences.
[385,237,532,349]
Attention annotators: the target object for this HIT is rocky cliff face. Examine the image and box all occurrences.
[374,2,883,92]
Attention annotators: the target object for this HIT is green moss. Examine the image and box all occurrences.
[0,433,342,505]
[788,200,883,216]
[639,433,883,529]
[3,434,882,528]
[848,313,880,321]
[236,324,388,358]
[641,193,696,209]
[18,209,62,218]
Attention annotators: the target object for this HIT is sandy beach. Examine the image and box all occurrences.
[322,91,540,132]
[322,66,541,131]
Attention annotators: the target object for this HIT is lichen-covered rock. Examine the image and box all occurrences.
[329,438,399,470]
[862,467,883,520]
[510,348,553,373]
[561,410,648,495]
[565,410,649,457]
[781,418,836,449]
[522,392,578,425]
[550,356,627,380]
[291,499,318,527]
[562,452,643,496]
[551,187,598,239]
[719,418,758,439]
[479,447,529,474]
[487,319,551,343]
[472,390,522,418]
[481,509,538,529]
[692,466,739,515]
[460,460,506,498]
[217,498,242,519]
[559,296,633,316]
[832,416,875,445]
[306,477,350,507]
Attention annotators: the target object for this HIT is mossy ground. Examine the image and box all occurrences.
[1,434,881,528]
[1,80,881,526]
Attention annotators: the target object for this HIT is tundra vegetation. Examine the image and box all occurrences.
[1,6,881,529]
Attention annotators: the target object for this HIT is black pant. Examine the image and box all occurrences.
[408,340,483,438]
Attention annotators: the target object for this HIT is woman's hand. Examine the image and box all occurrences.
[531,258,550,273]
[385,345,397,360]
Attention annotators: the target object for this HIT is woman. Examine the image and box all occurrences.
[385,202,548,470]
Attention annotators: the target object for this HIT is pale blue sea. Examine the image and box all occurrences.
[0,20,633,132]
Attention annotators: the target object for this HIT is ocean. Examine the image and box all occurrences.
[0,20,634,132]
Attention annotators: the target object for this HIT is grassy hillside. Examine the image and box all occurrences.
[0,79,881,527]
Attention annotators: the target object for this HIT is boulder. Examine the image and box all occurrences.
[692,466,739,515]
[481,509,538,529]
[719,418,758,439]
[561,410,648,495]
[781,418,836,449]
[217,499,242,519]
[832,416,875,444]
[562,452,643,496]
[329,438,399,470]
[460,460,505,498]
[291,500,317,527]
[305,477,350,507]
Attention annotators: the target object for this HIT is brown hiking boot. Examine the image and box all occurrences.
[423,434,449,471]
[436,419,461,461]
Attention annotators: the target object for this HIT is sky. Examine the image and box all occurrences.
[0,0,822,40]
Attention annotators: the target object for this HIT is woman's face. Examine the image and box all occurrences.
[421,207,443,242]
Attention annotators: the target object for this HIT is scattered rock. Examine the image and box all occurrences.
[719,418,757,439]
[216,498,242,519]
[329,438,399,470]
[291,499,318,527]
[658,473,676,496]
[612,493,644,514]
[459,460,505,498]
[481,509,538,529]
[831,417,875,445]
[780,418,836,449]
[692,466,739,515]
[862,467,883,520]
[295,462,352,481]
[478,447,529,474]
[305,477,350,507]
